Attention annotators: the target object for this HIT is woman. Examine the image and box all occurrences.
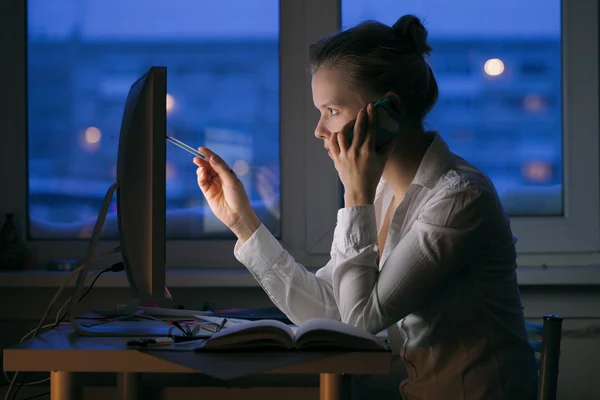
[193,15,537,400]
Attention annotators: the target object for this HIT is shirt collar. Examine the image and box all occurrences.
[377,131,453,193]
[411,131,453,190]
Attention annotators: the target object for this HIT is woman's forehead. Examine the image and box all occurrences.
[311,67,364,108]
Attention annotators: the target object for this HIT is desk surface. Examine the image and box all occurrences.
[4,325,394,380]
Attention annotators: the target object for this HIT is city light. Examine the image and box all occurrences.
[232,160,250,176]
[484,58,505,76]
[522,160,552,183]
[523,94,546,112]
[80,126,102,152]
[166,93,175,113]
[84,126,102,144]
[166,161,176,180]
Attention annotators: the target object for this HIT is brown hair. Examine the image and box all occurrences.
[310,15,438,123]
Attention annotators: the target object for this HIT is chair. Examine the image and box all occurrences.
[525,314,563,400]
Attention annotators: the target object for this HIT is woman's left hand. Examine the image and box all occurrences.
[329,103,395,207]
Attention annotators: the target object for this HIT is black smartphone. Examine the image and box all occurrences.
[346,97,408,150]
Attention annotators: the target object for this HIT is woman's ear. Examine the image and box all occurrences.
[382,91,403,114]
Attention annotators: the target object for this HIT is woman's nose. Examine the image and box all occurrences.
[314,121,329,140]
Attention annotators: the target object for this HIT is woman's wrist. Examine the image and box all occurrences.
[230,213,261,243]
[344,192,375,207]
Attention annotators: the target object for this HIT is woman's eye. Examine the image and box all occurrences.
[327,108,339,116]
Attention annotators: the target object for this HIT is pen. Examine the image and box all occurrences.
[166,136,207,160]
[218,318,228,332]
[166,135,235,174]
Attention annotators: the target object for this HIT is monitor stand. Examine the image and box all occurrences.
[68,182,178,338]
[73,319,176,337]
[72,298,184,337]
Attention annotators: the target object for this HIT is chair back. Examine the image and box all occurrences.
[525,314,563,400]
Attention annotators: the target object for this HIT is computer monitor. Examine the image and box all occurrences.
[116,65,167,302]
[69,66,170,337]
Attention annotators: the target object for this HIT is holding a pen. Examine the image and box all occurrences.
[166,135,260,244]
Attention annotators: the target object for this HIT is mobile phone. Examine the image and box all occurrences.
[166,136,207,160]
[346,97,408,150]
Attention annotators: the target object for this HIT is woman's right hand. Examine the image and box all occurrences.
[193,147,260,243]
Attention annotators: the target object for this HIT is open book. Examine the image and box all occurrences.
[194,318,389,351]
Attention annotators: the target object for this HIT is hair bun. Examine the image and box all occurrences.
[392,14,431,56]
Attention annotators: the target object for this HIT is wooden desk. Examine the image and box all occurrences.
[3,325,393,400]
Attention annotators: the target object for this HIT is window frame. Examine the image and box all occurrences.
[1,0,599,277]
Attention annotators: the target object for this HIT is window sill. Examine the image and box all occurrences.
[0,269,264,288]
[0,266,599,288]
[516,266,600,285]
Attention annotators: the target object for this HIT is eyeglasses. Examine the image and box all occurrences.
[168,318,228,337]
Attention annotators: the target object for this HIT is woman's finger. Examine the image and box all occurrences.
[193,157,209,168]
[197,166,213,182]
[329,131,341,156]
[196,167,212,192]
[337,125,350,153]
[350,108,367,151]
[197,147,238,185]
[364,103,377,150]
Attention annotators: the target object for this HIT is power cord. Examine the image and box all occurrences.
[21,392,49,400]
[2,247,122,400]
[7,185,123,400]
[7,262,124,400]
[80,262,125,302]
[52,270,103,327]
[6,259,124,400]
[25,394,48,400]
[54,262,125,327]
[4,183,121,400]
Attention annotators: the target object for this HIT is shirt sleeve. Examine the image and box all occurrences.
[234,224,341,325]
[330,187,493,334]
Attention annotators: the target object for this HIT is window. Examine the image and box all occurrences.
[339,0,600,257]
[1,0,599,275]
[1,0,338,269]
[343,0,562,217]
[440,56,472,76]
[27,0,280,240]
[521,61,551,76]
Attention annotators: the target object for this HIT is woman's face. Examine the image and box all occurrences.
[311,67,369,158]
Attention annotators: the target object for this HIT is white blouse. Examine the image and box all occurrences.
[234,132,537,400]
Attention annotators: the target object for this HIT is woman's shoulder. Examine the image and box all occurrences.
[420,157,504,227]
[437,154,498,197]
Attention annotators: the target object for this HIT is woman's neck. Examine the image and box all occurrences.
[381,130,433,201]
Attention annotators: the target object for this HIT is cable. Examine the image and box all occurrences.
[5,261,121,391]
[69,183,119,336]
[54,262,125,327]
[2,265,83,400]
[3,246,121,400]
[11,373,26,399]
[79,269,109,302]
[69,182,119,335]
[53,269,102,327]
[4,184,121,400]
[21,392,49,400]
[2,323,61,387]
[80,262,125,303]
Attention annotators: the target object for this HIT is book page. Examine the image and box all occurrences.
[197,319,295,350]
[294,318,388,351]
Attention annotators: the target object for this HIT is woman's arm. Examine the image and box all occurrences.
[234,224,341,325]
[191,148,340,325]
[330,186,493,334]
